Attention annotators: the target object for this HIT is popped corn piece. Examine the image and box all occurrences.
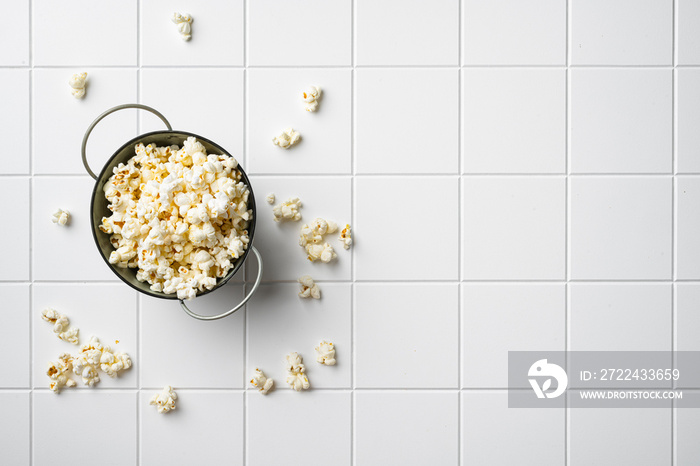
[286,371,310,392]
[339,224,352,250]
[58,327,80,346]
[315,340,336,366]
[100,348,132,378]
[41,308,79,345]
[172,12,193,41]
[51,208,70,226]
[250,368,274,395]
[285,352,305,373]
[68,72,87,99]
[298,218,339,261]
[272,128,301,149]
[272,197,302,222]
[72,336,105,386]
[80,365,101,387]
[47,353,77,394]
[150,386,177,413]
[302,86,322,112]
[305,242,337,263]
[266,193,275,205]
[298,275,320,299]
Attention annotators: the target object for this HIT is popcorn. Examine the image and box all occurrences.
[298,275,320,299]
[51,208,70,226]
[47,353,77,394]
[285,352,310,391]
[41,308,79,345]
[266,193,275,205]
[298,217,339,262]
[272,197,302,222]
[302,86,322,112]
[99,348,132,378]
[58,327,80,345]
[172,12,193,41]
[150,386,177,413]
[250,368,274,395]
[272,128,301,149]
[315,340,336,366]
[339,224,352,250]
[68,72,87,99]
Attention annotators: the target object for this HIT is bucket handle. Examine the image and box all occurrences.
[81,104,172,180]
[180,246,263,321]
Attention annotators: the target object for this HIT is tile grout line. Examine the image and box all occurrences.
[350,0,355,463]
[671,0,677,463]
[28,0,34,463]
[565,0,571,464]
[457,0,463,461]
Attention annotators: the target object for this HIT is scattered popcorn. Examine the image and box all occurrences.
[47,353,77,394]
[339,224,352,250]
[302,86,322,112]
[250,368,274,395]
[51,208,70,226]
[68,72,87,99]
[315,340,336,366]
[266,193,275,205]
[298,275,320,299]
[272,197,302,222]
[150,386,177,413]
[100,348,132,378]
[299,218,338,262]
[285,352,310,391]
[171,12,193,41]
[272,128,301,149]
[58,327,80,345]
[41,308,79,345]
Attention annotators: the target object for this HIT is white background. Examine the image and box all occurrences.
[1,0,700,464]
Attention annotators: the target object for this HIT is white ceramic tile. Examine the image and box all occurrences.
[32,176,117,281]
[140,68,244,162]
[462,284,565,388]
[676,393,700,464]
[570,177,672,279]
[571,0,672,65]
[244,176,351,281]
[463,69,565,174]
[569,283,671,351]
[32,68,138,174]
[677,69,700,173]
[355,284,458,388]
[678,0,700,65]
[677,177,700,278]
[676,283,700,351]
[463,176,565,280]
[140,0,243,66]
[569,407,671,465]
[247,69,351,175]
[462,391,564,465]
[355,391,458,465]
[34,390,137,465]
[571,69,672,174]
[355,177,459,280]
[247,283,351,389]
[140,284,245,388]
[33,283,138,388]
[463,0,565,65]
[0,177,29,281]
[141,390,243,465]
[0,69,29,174]
[247,391,350,466]
[33,0,137,66]
[356,0,458,66]
[0,392,29,464]
[248,0,351,66]
[0,0,28,65]
[0,285,30,388]
[355,69,458,174]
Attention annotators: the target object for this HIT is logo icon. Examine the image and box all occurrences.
[528,359,568,399]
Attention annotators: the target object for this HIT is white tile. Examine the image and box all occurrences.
[463,69,565,174]
[355,177,459,280]
[677,69,700,173]
[140,0,243,66]
[462,284,565,388]
[570,283,671,351]
[571,0,672,65]
[248,0,351,66]
[676,283,700,351]
[569,407,671,465]
[33,284,138,388]
[0,0,28,65]
[247,69,351,175]
[463,177,565,280]
[676,393,700,464]
[32,176,117,281]
[355,0,458,65]
[0,70,29,174]
[247,391,350,466]
[355,284,458,388]
[34,390,137,465]
[141,390,243,465]
[355,69,458,174]
[463,0,565,65]
[32,68,138,174]
[140,284,245,388]
[570,177,672,279]
[355,391,458,465]
[33,0,137,66]
[677,177,700,278]
[678,0,700,65]
[0,285,30,388]
[0,177,29,281]
[571,69,672,174]
[462,391,564,465]
[245,176,351,281]
[140,68,244,163]
[0,392,29,464]
[247,283,351,389]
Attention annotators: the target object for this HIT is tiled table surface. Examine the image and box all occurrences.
[2,0,700,465]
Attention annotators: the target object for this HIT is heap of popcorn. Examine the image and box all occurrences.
[99,137,252,300]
